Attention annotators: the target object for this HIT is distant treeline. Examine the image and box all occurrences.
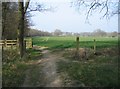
[27,29,52,37]
[27,29,118,37]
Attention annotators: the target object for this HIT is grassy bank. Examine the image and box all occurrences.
[2,48,42,87]
[57,47,119,87]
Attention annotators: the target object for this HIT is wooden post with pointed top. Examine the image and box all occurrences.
[76,37,79,51]
[94,39,96,54]
[75,37,80,59]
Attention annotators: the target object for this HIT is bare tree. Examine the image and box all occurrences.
[54,29,63,36]
[2,2,9,39]
[72,0,119,20]
[18,0,25,58]
[93,29,107,37]
[109,31,118,37]
[18,0,53,58]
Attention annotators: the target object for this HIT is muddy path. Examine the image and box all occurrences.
[22,49,64,87]
[40,50,62,87]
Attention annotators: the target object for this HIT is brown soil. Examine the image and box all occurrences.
[22,49,64,87]
[40,50,63,87]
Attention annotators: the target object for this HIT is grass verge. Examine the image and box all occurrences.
[57,48,119,87]
[2,48,42,87]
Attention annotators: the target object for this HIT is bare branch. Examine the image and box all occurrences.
[86,1,96,19]
[26,4,53,13]
[102,0,109,18]
[72,0,119,20]
[99,2,106,13]
[24,0,30,14]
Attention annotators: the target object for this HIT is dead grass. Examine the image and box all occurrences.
[57,47,119,87]
[64,48,94,60]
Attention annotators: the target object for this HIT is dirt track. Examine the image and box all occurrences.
[22,49,63,87]
[40,50,62,87]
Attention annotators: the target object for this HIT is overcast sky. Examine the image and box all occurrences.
[30,0,118,33]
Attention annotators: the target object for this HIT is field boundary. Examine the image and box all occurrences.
[0,38,33,49]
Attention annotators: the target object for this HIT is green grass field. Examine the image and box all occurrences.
[33,36,119,87]
[3,36,119,87]
[32,36,118,49]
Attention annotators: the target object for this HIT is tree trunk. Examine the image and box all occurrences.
[18,1,25,58]
[2,3,7,40]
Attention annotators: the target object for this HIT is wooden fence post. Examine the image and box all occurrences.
[28,38,33,48]
[75,37,80,59]
[76,37,79,51]
[17,38,19,46]
[94,39,96,54]
[16,38,19,52]
[4,39,7,47]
